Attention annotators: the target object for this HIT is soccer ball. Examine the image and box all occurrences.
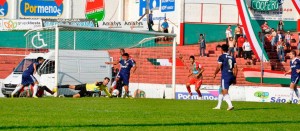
[112,89,119,97]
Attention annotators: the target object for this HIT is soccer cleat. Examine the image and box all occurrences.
[227,106,234,111]
[122,93,129,98]
[187,94,192,99]
[287,100,292,104]
[212,107,220,110]
[52,87,57,94]
[33,96,38,99]
[197,96,202,100]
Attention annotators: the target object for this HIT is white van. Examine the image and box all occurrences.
[1,50,111,97]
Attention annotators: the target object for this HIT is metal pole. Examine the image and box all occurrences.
[172,38,176,99]
[54,25,60,97]
[146,0,150,23]
[73,31,76,50]
[261,44,263,84]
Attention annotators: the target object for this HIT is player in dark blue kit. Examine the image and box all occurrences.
[213,44,238,110]
[106,53,137,98]
[11,57,45,98]
[285,50,300,104]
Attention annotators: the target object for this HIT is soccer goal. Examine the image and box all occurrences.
[24,25,177,98]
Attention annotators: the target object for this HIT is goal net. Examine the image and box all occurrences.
[24,25,177,98]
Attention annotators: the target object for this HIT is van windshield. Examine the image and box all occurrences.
[14,59,37,73]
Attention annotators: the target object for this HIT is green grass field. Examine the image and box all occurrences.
[0,98,300,130]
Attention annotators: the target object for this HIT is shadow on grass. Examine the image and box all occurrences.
[235,107,278,111]
[1,121,300,130]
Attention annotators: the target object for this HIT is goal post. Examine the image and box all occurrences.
[24,25,177,98]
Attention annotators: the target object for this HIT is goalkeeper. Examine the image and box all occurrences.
[57,77,111,98]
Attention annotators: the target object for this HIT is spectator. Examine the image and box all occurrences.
[277,20,284,32]
[237,35,245,58]
[275,30,282,45]
[148,11,154,31]
[240,25,245,37]
[225,25,232,45]
[285,31,291,51]
[161,19,169,41]
[270,28,277,51]
[161,19,169,33]
[198,34,206,57]
[258,32,263,42]
[277,38,285,63]
[228,37,235,57]
[234,24,242,41]
[243,38,253,65]
[261,21,270,45]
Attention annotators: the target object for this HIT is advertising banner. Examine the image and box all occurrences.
[42,19,96,27]
[0,0,8,18]
[98,21,148,31]
[85,0,105,22]
[19,0,64,17]
[1,19,42,30]
[245,87,299,104]
[175,85,220,100]
[161,0,175,12]
[247,0,298,21]
[251,0,279,11]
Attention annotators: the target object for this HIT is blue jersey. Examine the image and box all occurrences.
[119,59,135,75]
[218,53,236,78]
[290,58,300,78]
[23,62,38,75]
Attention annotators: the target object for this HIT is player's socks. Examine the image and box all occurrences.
[123,92,130,98]
[186,86,192,95]
[32,85,38,97]
[290,89,294,102]
[57,85,69,88]
[111,81,117,89]
[216,94,223,108]
[11,86,22,97]
[224,94,233,108]
[196,90,202,97]
[295,88,300,98]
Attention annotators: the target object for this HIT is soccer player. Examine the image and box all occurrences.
[106,53,137,98]
[186,56,204,100]
[11,57,45,98]
[285,50,300,104]
[213,44,238,111]
[57,77,111,98]
[110,48,126,94]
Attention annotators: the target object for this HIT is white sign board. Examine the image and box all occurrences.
[1,19,42,30]
[245,87,299,104]
[98,21,148,31]
[247,0,299,21]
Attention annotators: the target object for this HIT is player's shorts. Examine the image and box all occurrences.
[221,76,235,90]
[291,76,300,84]
[117,73,130,86]
[21,74,37,86]
[187,78,202,88]
[75,84,87,97]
